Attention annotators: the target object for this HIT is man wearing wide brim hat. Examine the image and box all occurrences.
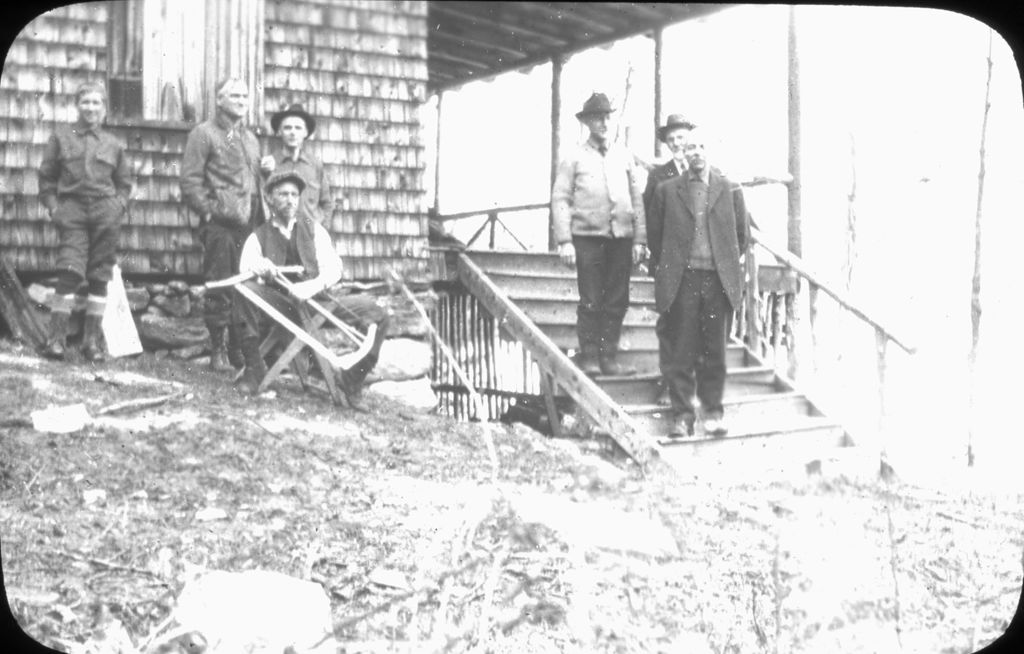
[262,104,334,229]
[551,92,647,377]
[233,169,388,409]
[644,114,697,272]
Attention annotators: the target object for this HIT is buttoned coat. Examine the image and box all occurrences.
[642,160,682,271]
[647,167,750,313]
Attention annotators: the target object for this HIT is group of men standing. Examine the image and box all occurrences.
[552,92,751,438]
[180,78,386,408]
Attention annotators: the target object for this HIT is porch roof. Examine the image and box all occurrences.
[427,2,733,92]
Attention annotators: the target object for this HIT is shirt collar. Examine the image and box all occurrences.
[72,120,100,137]
[269,215,297,239]
[278,148,313,165]
[214,110,243,133]
[586,137,609,153]
[687,166,710,185]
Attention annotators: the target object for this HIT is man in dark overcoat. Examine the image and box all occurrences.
[647,127,750,437]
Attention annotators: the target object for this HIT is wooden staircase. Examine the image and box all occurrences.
[461,249,850,473]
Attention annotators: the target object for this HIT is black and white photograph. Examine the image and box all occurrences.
[0,1,1022,652]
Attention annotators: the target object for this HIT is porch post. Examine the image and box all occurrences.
[786,5,803,380]
[549,55,563,252]
[653,27,664,159]
[433,91,443,214]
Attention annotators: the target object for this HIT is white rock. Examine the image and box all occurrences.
[31,403,90,433]
[173,569,335,654]
[365,337,432,383]
[366,377,437,412]
[83,488,107,506]
[194,507,228,522]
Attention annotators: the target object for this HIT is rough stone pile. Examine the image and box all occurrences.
[27,278,438,410]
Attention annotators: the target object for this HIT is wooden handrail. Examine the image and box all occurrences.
[437,202,549,222]
[750,227,916,355]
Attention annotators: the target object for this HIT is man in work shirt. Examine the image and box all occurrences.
[551,92,646,377]
[181,78,274,373]
[262,104,334,228]
[647,127,750,438]
[38,81,133,362]
[233,170,388,410]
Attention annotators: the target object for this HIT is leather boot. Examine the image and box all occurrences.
[575,344,601,376]
[207,325,233,372]
[81,314,106,362]
[598,318,635,376]
[226,323,244,369]
[598,350,636,376]
[42,310,71,360]
[235,336,267,394]
[338,367,370,413]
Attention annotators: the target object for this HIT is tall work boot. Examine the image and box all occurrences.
[81,295,107,362]
[42,303,73,360]
[235,336,267,395]
[574,312,601,376]
[598,318,636,376]
[226,323,244,370]
[207,324,233,372]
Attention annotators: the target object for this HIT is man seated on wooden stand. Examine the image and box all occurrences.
[232,169,388,410]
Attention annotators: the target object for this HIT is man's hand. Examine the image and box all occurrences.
[251,256,277,279]
[288,279,320,301]
[632,243,647,265]
[260,155,276,175]
[557,242,576,268]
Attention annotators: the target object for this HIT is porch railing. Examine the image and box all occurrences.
[435,202,548,250]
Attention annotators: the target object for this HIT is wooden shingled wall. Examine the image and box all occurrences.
[0,0,429,282]
[263,0,430,281]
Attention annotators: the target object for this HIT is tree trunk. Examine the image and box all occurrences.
[968,30,993,467]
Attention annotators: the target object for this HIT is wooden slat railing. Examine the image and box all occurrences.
[437,203,548,251]
[456,253,662,469]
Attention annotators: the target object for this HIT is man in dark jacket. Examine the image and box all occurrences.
[180,78,273,372]
[643,114,696,262]
[648,127,750,438]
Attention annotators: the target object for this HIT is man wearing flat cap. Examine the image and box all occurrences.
[233,169,388,408]
[551,92,646,376]
[262,104,334,229]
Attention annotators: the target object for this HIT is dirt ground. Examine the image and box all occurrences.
[0,337,1021,654]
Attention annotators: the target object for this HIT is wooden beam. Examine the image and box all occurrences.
[429,49,495,71]
[786,6,803,381]
[430,27,529,61]
[456,253,662,468]
[0,256,48,349]
[550,54,563,252]
[652,27,663,159]
[433,91,443,213]
[750,228,915,354]
[514,3,619,37]
[430,3,570,47]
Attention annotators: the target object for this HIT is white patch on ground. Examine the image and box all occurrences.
[29,375,54,392]
[91,408,205,433]
[0,351,42,369]
[255,414,360,440]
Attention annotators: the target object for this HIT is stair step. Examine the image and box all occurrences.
[656,417,847,477]
[592,366,779,404]
[584,345,749,373]
[487,271,655,302]
[516,298,658,326]
[468,250,572,276]
[625,392,816,433]
[542,323,659,350]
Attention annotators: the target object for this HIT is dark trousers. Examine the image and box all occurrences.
[572,235,633,354]
[233,281,389,389]
[659,269,731,420]
[53,196,124,294]
[201,221,250,329]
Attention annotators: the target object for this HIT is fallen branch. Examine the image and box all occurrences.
[94,392,186,417]
[58,550,161,579]
[884,490,905,650]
